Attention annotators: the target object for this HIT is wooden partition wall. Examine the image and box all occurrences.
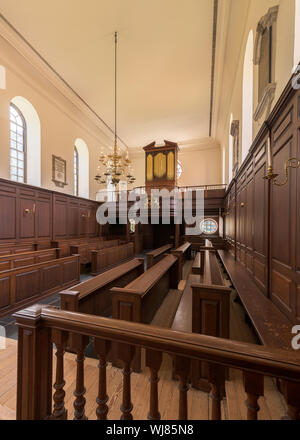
[224,72,300,323]
[0,178,100,247]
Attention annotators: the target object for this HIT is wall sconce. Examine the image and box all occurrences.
[240,202,245,208]
[264,158,300,186]
[263,136,300,186]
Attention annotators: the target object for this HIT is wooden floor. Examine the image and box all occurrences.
[0,260,288,420]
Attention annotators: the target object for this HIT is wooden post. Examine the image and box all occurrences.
[71,334,89,420]
[14,305,53,420]
[281,380,300,420]
[243,372,264,420]
[117,343,135,420]
[51,329,68,420]
[94,338,111,420]
[146,350,163,420]
[209,364,225,420]
[174,356,191,420]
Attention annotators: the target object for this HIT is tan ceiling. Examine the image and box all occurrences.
[0,0,215,149]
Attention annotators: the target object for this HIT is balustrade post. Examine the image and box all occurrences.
[117,343,135,420]
[174,356,191,420]
[71,334,89,420]
[281,380,300,420]
[146,350,163,420]
[51,329,68,420]
[14,305,53,420]
[243,372,264,420]
[94,338,111,420]
[208,364,226,420]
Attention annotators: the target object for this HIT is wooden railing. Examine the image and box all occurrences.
[14,305,300,420]
[100,184,227,202]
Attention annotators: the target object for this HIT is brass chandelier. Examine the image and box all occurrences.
[95,32,135,186]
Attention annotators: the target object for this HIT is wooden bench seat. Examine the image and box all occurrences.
[111,254,180,371]
[146,244,173,269]
[0,248,61,272]
[91,242,134,275]
[60,258,144,317]
[0,254,80,317]
[217,250,293,350]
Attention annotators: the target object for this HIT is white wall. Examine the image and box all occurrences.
[0,34,114,200]
[219,0,297,184]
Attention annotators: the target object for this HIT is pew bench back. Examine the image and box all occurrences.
[0,254,80,317]
[146,244,173,269]
[60,258,144,317]
[0,248,61,272]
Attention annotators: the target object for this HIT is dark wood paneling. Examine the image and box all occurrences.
[225,75,300,322]
[16,270,40,302]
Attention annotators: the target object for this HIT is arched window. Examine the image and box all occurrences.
[177,161,182,179]
[74,138,89,199]
[10,103,26,183]
[11,97,41,187]
[0,65,6,90]
[228,113,233,183]
[222,146,226,185]
[242,30,254,162]
[74,147,79,196]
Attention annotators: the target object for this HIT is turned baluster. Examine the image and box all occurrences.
[51,329,68,420]
[117,343,135,420]
[174,356,191,420]
[243,372,264,420]
[146,350,163,420]
[281,380,300,420]
[71,334,89,420]
[208,364,225,420]
[94,338,111,420]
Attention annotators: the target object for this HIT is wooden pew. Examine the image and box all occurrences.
[0,254,80,317]
[0,242,39,257]
[146,244,173,269]
[217,249,293,349]
[91,242,134,276]
[60,258,144,317]
[110,254,179,371]
[171,242,192,280]
[70,239,120,265]
[172,249,231,392]
[0,248,61,272]
[217,248,298,410]
[51,237,105,258]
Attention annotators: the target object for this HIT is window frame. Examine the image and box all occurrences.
[200,218,218,235]
[10,102,27,184]
[74,146,79,197]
